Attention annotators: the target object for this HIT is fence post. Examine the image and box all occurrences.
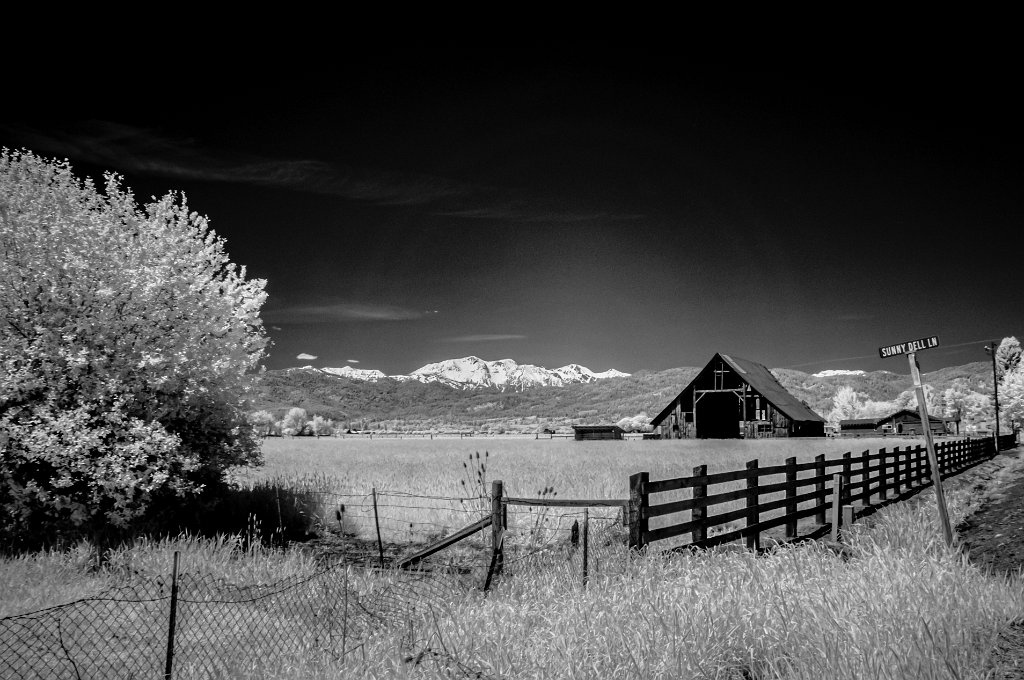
[859,449,870,506]
[895,446,903,492]
[372,488,385,569]
[877,447,888,501]
[904,445,913,489]
[164,551,180,680]
[842,505,855,531]
[830,474,843,543]
[692,464,707,545]
[841,452,852,503]
[491,480,504,575]
[582,507,589,587]
[628,472,648,551]
[815,454,826,525]
[746,459,760,551]
[785,457,797,539]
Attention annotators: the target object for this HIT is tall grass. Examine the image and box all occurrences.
[4,442,1020,679]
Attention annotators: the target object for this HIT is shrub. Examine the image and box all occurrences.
[0,150,268,547]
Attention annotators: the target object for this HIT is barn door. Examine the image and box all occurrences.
[696,392,741,439]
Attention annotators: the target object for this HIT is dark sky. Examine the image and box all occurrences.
[4,54,1021,376]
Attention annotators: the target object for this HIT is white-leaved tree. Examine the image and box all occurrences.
[893,384,944,414]
[249,410,276,438]
[1001,365,1024,430]
[826,386,864,427]
[0,150,268,541]
[995,336,1022,380]
[281,407,308,435]
[310,414,332,438]
[616,413,652,433]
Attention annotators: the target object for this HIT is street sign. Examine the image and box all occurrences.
[874,332,952,546]
[878,335,939,359]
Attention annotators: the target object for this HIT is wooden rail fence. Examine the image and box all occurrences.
[628,434,1017,552]
[397,434,1016,575]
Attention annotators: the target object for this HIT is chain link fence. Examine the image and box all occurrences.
[0,558,482,679]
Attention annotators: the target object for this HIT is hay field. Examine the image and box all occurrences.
[238,436,914,548]
[246,435,901,497]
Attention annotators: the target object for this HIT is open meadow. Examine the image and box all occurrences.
[5,438,1024,680]
[236,435,943,551]
[3,446,1024,679]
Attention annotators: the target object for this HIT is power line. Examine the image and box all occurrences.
[782,338,1000,370]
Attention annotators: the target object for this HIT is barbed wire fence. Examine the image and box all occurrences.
[0,484,621,679]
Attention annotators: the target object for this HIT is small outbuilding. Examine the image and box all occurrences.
[650,353,826,439]
[573,425,625,441]
[839,409,949,437]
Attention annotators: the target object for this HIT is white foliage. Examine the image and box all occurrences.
[995,336,1022,380]
[0,150,268,534]
[1001,364,1024,427]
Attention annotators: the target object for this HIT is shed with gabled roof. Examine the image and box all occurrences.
[839,409,949,437]
[572,425,625,441]
[650,353,826,439]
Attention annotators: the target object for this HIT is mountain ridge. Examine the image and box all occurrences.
[254,359,996,432]
[296,356,630,391]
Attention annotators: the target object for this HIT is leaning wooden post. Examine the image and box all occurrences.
[785,457,797,539]
[692,465,707,545]
[908,352,953,547]
[830,474,843,543]
[628,472,648,551]
[814,454,826,525]
[745,459,760,551]
[491,480,504,575]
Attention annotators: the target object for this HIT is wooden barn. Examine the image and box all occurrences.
[650,353,826,439]
[839,409,949,437]
[573,425,625,441]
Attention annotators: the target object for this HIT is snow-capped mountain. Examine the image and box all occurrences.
[553,363,630,383]
[311,366,388,381]
[812,369,867,378]
[300,356,630,390]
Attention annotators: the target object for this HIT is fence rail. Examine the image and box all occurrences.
[627,434,1017,552]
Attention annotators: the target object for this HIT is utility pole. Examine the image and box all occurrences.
[984,341,1001,445]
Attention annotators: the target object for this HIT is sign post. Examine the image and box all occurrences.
[878,335,953,547]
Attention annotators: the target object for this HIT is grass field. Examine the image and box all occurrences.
[3,438,1023,679]
[4,447,1023,679]
[245,435,899,497]
[236,436,933,550]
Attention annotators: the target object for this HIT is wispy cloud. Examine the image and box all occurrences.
[4,121,471,206]
[441,334,528,343]
[4,122,641,223]
[264,303,424,324]
[296,353,318,361]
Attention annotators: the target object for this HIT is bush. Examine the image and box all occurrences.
[0,150,268,547]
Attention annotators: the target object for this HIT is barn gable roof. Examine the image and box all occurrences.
[652,353,825,426]
[572,425,625,433]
